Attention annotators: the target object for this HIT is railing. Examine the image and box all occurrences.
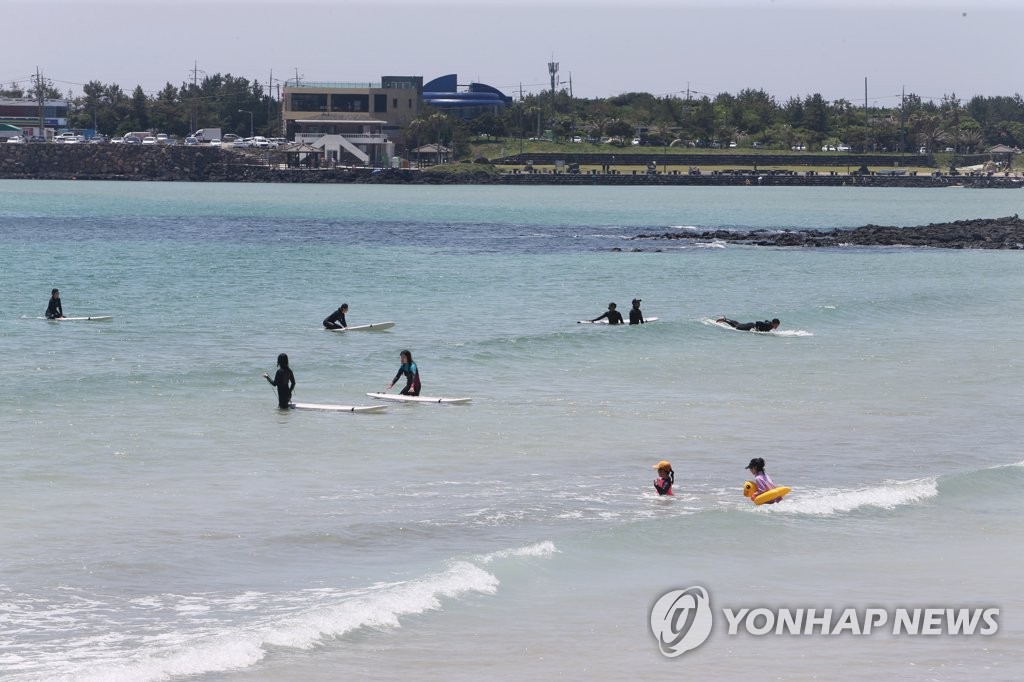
[295,133,388,145]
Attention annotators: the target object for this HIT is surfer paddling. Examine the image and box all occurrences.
[716,316,779,332]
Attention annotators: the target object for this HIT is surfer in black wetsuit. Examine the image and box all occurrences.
[589,302,624,325]
[629,298,645,325]
[716,316,779,332]
[46,288,64,319]
[263,353,296,409]
[323,303,349,329]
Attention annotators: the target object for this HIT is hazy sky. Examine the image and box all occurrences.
[6,0,1021,105]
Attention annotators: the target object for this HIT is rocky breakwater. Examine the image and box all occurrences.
[634,216,1024,249]
[0,144,236,181]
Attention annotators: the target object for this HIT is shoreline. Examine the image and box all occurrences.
[2,145,1022,188]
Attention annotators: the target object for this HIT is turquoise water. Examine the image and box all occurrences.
[1,180,1023,681]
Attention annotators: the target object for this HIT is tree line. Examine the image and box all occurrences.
[1,75,275,139]
[5,74,1024,154]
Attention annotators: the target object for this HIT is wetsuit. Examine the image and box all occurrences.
[592,310,624,325]
[267,367,296,408]
[720,318,774,332]
[654,471,674,496]
[46,296,63,319]
[392,361,421,396]
[323,309,347,329]
[629,307,645,325]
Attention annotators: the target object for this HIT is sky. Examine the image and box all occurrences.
[5,0,1021,106]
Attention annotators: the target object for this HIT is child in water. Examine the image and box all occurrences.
[653,460,674,496]
[745,457,779,503]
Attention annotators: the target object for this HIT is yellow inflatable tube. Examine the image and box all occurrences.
[743,480,792,505]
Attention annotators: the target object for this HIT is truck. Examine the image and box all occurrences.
[192,128,222,143]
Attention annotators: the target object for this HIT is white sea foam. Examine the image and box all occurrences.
[477,540,559,564]
[759,479,938,516]
[39,561,500,682]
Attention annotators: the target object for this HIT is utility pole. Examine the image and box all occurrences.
[35,67,44,136]
[547,57,559,139]
[864,77,869,153]
[189,61,205,133]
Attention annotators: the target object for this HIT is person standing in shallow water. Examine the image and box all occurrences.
[264,353,296,409]
[629,298,645,325]
[653,460,674,496]
[388,349,421,396]
[46,288,64,319]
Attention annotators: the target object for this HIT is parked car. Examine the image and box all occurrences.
[571,135,582,143]
[791,144,806,151]
[232,138,250,148]
[141,136,158,145]
[251,136,270,148]
[110,136,125,144]
[88,135,106,144]
[222,133,241,142]
[209,139,221,147]
[728,141,737,148]
[124,137,141,145]
[631,137,641,146]
[837,144,851,152]
[6,135,26,144]
[156,133,169,145]
[184,136,199,146]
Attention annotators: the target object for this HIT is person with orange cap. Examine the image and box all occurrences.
[653,460,675,496]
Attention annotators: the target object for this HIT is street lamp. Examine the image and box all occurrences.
[238,109,253,137]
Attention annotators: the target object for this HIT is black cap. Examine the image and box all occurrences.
[746,458,761,470]
[632,298,641,304]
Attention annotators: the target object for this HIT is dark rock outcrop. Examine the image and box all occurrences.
[634,216,1024,249]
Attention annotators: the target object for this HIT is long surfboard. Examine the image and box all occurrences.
[40,316,113,321]
[577,317,658,324]
[291,402,386,413]
[327,321,396,332]
[366,392,471,404]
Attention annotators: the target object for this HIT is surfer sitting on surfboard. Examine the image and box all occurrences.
[323,303,349,330]
[745,457,780,503]
[716,316,779,332]
[388,350,421,396]
[590,302,624,325]
[46,288,64,319]
[653,460,674,496]
[264,353,296,409]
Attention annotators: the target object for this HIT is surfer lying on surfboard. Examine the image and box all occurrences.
[716,316,780,332]
[387,350,421,396]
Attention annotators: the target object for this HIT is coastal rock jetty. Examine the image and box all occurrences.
[634,216,1024,249]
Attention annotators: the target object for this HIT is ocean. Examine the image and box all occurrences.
[1,180,1022,681]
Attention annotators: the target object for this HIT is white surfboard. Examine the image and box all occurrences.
[366,392,471,404]
[327,321,396,332]
[577,317,658,324]
[40,316,113,321]
[291,402,386,413]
